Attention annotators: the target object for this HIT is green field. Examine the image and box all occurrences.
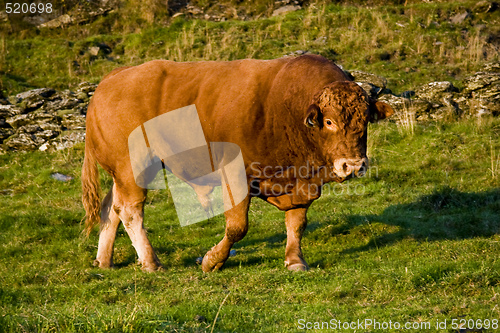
[2,0,499,96]
[1,118,499,332]
[1,0,500,332]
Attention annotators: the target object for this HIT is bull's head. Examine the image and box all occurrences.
[304,81,393,179]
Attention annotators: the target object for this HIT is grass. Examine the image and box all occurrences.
[2,0,499,96]
[0,117,499,332]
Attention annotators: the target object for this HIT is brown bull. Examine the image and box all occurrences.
[82,54,393,272]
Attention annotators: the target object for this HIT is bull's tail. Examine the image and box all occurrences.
[82,142,101,237]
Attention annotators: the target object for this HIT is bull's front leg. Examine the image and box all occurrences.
[284,206,310,271]
[201,195,251,272]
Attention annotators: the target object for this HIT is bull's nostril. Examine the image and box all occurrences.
[342,163,349,174]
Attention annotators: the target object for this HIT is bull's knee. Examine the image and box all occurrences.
[226,225,248,243]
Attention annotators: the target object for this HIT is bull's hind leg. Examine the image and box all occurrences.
[113,182,162,272]
[284,207,310,271]
[202,195,250,272]
[94,185,120,268]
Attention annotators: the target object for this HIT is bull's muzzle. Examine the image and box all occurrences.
[333,157,369,178]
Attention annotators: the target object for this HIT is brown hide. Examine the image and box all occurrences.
[82,54,393,272]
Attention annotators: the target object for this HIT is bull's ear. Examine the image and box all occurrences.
[304,104,322,128]
[370,101,394,123]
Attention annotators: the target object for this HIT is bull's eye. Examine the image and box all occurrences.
[324,119,337,132]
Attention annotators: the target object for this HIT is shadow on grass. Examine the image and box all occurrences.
[341,186,500,255]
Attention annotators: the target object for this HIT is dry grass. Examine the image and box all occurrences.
[396,102,416,136]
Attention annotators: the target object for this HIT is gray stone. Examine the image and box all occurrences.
[414,81,457,103]
[77,82,98,96]
[18,124,43,134]
[0,128,14,143]
[377,94,410,113]
[6,114,31,129]
[464,72,500,91]
[349,71,387,90]
[4,133,38,151]
[356,82,382,98]
[39,14,73,29]
[51,173,74,182]
[450,11,470,24]
[62,114,86,130]
[0,104,21,118]
[6,111,61,129]
[45,97,80,111]
[474,1,497,13]
[468,98,500,116]
[43,130,86,151]
[16,88,56,101]
[272,5,301,16]
[483,62,500,73]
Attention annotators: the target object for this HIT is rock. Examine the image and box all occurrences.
[0,128,14,143]
[6,111,61,130]
[377,94,410,113]
[77,82,98,96]
[50,173,74,182]
[356,82,382,98]
[44,130,85,151]
[15,88,57,113]
[272,5,301,16]
[463,71,500,116]
[450,11,470,24]
[0,104,21,118]
[0,119,10,129]
[6,114,31,129]
[349,71,387,90]
[414,81,457,106]
[18,124,44,134]
[89,46,100,56]
[16,88,56,101]
[19,98,45,113]
[474,1,498,13]
[4,133,38,150]
[39,14,73,29]
[410,99,432,119]
[464,72,500,91]
[286,50,309,57]
[61,114,86,130]
[401,91,415,99]
[468,98,500,117]
[483,62,500,73]
[45,96,81,111]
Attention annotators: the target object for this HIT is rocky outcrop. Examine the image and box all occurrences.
[0,82,96,153]
[1,61,499,153]
[349,62,500,122]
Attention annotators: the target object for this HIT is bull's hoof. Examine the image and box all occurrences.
[93,259,113,269]
[285,260,309,272]
[141,261,163,272]
[139,258,163,272]
[201,250,228,272]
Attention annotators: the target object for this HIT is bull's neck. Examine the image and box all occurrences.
[268,92,326,173]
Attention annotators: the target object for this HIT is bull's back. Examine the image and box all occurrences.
[86,59,287,172]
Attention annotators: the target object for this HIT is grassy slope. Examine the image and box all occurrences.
[2,1,499,96]
[0,118,499,332]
